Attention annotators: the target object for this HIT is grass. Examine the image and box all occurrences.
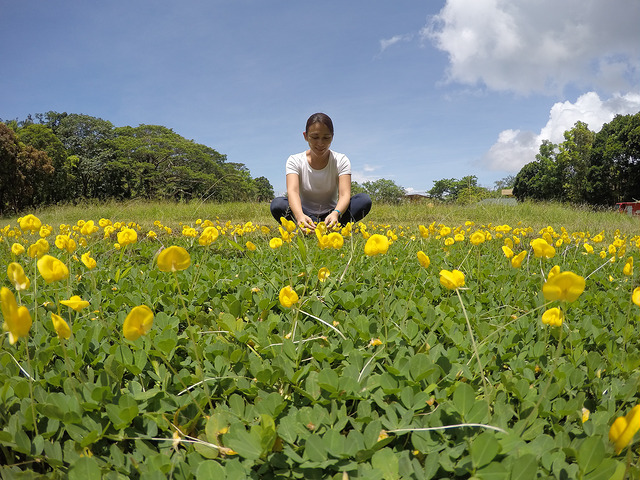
[2,199,638,234]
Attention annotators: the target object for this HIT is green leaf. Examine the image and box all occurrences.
[303,433,328,462]
[470,431,500,469]
[476,461,509,480]
[453,382,475,417]
[372,447,400,480]
[68,456,101,480]
[224,427,262,461]
[196,460,226,479]
[317,368,339,393]
[583,458,621,480]
[577,435,605,475]
[510,454,538,480]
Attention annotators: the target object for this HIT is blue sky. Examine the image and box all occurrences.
[2,1,639,195]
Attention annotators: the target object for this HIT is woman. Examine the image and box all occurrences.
[270,113,372,231]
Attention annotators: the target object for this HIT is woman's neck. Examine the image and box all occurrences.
[307,149,330,169]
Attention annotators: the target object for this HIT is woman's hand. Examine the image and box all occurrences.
[325,211,340,229]
[297,215,316,231]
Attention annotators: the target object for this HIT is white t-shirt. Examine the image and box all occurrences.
[286,150,351,215]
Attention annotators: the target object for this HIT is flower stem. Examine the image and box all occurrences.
[456,289,488,397]
[23,340,38,436]
[173,271,215,413]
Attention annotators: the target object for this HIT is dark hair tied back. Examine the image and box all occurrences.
[306,113,334,135]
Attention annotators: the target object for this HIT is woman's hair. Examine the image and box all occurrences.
[305,113,334,135]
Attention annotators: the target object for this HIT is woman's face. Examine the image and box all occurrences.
[303,122,333,157]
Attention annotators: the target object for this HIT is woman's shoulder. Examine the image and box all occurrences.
[330,150,350,165]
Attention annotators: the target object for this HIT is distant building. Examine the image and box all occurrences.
[501,189,514,197]
[405,193,429,203]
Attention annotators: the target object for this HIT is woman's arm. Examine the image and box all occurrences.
[286,173,316,230]
[325,174,351,228]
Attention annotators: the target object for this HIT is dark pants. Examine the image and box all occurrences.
[270,193,372,225]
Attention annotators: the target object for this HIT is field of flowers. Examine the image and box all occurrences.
[1,213,640,479]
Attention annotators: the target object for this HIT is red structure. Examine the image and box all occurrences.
[616,201,640,215]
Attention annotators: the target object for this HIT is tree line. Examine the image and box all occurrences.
[0,112,274,215]
[512,112,640,205]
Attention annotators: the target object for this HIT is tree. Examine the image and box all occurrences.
[494,175,516,191]
[512,140,563,202]
[428,178,457,201]
[428,176,488,203]
[0,123,54,214]
[16,123,74,203]
[555,121,594,203]
[586,112,640,205]
[361,178,406,204]
[253,176,274,202]
[50,113,115,198]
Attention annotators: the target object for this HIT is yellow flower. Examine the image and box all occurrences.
[7,263,30,291]
[502,246,514,259]
[279,285,299,308]
[198,226,219,246]
[623,257,633,276]
[19,214,42,232]
[123,305,154,341]
[541,307,563,327]
[417,251,430,269]
[582,407,590,423]
[60,295,90,312]
[444,237,455,247]
[583,244,594,254]
[318,267,330,282]
[81,251,97,269]
[280,217,297,233]
[51,313,71,339]
[439,269,465,290]
[369,338,383,347]
[609,405,640,454]
[547,265,561,280]
[633,287,640,307]
[511,251,527,268]
[317,234,331,250]
[364,234,389,256]
[11,243,25,256]
[269,237,283,249]
[1,287,32,345]
[27,238,50,258]
[542,271,585,303]
[157,246,191,272]
[470,231,485,245]
[80,220,98,236]
[37,255,69,283]
[117,228,138,246]
[246,241,257,251]
[55,234,76,253]
[327,232,344,249]
[530,238,556,259]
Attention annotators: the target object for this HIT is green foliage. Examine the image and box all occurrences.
[0,112,273,212]
[0,123,54,214]
[428,175,490,204]
[1,210,639,477]
[514,113,640,205]
[360,178,406,204]
[587,113,640,205]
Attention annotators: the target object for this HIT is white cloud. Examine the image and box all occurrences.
[482,91,640,172]
[422,0,640,94]
[379,34,413,53]
[351,164,383,184]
